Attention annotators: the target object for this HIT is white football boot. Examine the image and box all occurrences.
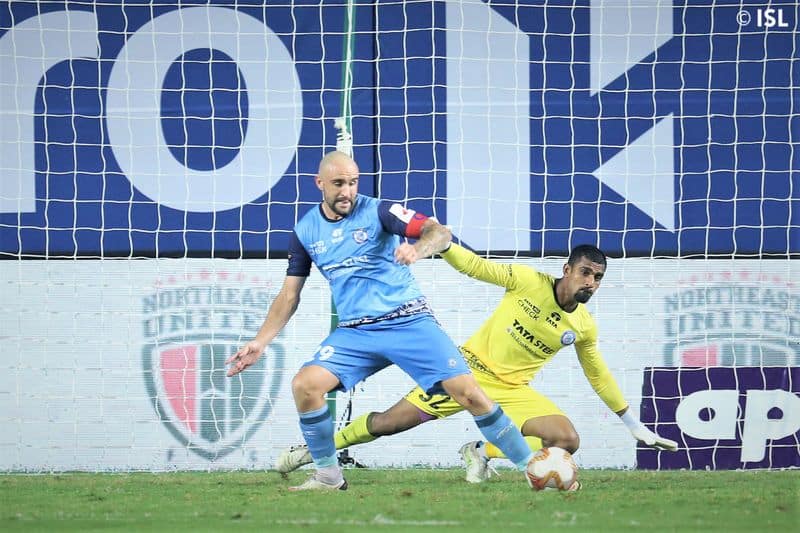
[276,445,314,474]
[288,472,348,492]
[458,441,494,483]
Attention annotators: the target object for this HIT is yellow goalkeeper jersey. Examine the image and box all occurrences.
[441,243,627,413]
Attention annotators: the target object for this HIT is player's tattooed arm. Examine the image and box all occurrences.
[394,217,452,265]
[414,218,452,259]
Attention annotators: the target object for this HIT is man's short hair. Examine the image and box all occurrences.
[568,244,607,268]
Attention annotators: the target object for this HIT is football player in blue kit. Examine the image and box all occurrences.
[226,150,534,491]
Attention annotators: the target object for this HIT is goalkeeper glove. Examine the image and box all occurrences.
[620,410,678,451]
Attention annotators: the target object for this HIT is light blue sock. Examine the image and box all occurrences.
[474,405,533,471]
[298,405,337,468]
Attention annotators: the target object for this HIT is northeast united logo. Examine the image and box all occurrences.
[663,272,800,366]
[141,272,284,460]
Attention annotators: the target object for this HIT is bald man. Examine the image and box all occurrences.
[227,151,535,491]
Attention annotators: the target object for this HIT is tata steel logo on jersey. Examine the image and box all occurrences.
[662,272,800,367]
[141,271,284,460]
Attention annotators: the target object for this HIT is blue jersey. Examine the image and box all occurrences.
[288,194,430,323]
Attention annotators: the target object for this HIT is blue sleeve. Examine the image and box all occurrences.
[286,231,312,277]
[378,201,430,238]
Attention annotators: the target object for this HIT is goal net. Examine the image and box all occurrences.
[0,0,797,472]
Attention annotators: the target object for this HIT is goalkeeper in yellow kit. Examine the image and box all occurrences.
[277,242,677,483]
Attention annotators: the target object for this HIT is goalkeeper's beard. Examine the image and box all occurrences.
[574,289,593,304]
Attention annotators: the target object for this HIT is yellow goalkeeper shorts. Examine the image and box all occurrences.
[403,371,565,433]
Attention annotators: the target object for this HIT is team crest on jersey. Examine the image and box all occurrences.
[560,330,576,346]
[141,273,285,460]
[353,228,368,243]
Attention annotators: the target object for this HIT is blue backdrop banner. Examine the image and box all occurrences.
[0,1,796,257]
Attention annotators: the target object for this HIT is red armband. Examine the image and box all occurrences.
[388,203,429,238]
[406,212,428,239]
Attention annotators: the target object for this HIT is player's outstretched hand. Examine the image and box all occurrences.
[226,340,265,377]
[394,242,420,265]
[629,425,679,451]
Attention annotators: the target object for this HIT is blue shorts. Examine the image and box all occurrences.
[302,312,469,394]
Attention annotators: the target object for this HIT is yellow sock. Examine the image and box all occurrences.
[484,436,542,459]
[334,412,377,449]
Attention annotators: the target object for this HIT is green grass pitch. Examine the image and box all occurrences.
[2,469,798,531]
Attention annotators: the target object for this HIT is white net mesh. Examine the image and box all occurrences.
[0,1,796,471]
